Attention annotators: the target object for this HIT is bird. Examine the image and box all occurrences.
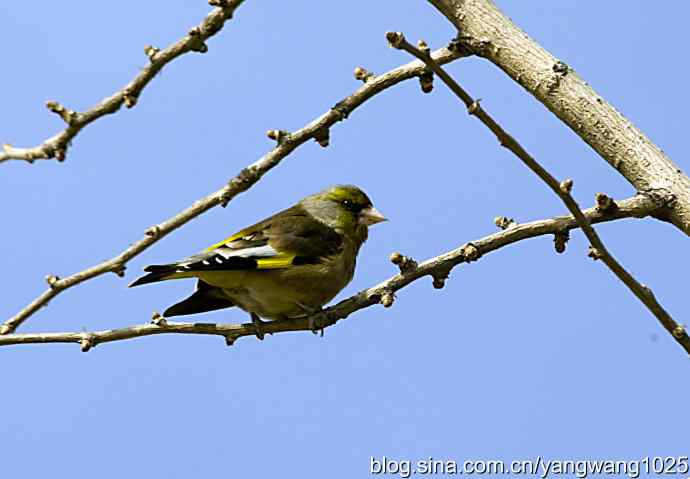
[129,185,386,338]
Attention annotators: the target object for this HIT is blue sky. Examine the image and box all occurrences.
[1,1,687,477]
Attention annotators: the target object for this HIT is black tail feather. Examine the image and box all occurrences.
[144,264,176,273]
[129,264,176,287]
[163,281,235,317]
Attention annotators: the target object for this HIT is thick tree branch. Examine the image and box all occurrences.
[0,195,661,350]
[0,0,245,164]
[427,0,690,235]
[0,45,466,336]
[387,32,689,355]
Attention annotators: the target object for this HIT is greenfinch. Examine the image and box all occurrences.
[130,185,386,335]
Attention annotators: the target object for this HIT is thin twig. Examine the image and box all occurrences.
[386,32,689,355]
[0,0,246,164]
[0,45,467,335]
[0,194,661,349]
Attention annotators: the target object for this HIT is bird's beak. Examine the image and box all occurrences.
[359,206,387,226]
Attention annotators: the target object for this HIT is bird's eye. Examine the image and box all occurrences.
[341,199,360,213]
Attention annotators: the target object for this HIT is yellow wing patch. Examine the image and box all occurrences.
[256,255,296,269]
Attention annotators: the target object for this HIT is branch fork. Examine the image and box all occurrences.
[45,101,78,126]
[390,251,418,273]
[389,33,689,355]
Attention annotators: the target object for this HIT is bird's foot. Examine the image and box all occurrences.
[251,312,266,340]
[302,306,325,336]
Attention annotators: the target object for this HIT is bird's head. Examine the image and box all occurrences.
[301,185,386,244]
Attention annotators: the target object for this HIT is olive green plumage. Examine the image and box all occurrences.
[130,185,386,321]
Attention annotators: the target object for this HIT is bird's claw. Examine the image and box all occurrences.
[304,306,324,334]
[305,307,326,337]
[251,313,265,340]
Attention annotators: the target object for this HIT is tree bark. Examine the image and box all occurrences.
[428,0,690,235]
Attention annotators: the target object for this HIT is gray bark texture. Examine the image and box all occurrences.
[428,0,690,235]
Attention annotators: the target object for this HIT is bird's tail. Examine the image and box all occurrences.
[163,280,235,317]
[128,264,179,287]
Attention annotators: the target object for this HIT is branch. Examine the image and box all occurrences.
[0,45,467,336]
[427,0,690,235]
[0,0,245,165]
[387,32,690,355]
[0,195,661,350]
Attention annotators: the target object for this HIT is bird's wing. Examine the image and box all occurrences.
[130,205,345,287]
[176,205,344,272]
[129,206,345,287]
